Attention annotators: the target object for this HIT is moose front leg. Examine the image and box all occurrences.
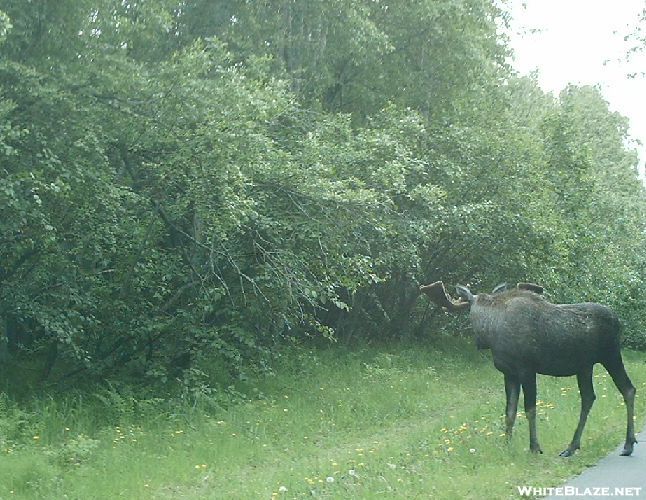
[521,373,543,454]
[504,373,520,439]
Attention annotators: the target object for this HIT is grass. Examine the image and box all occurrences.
[1,336,645,499]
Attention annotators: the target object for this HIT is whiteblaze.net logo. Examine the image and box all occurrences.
[517,486,643,497]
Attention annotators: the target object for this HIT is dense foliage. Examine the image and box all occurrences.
[1,0,644,389]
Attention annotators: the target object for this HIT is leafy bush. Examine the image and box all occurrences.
[0,0,643,391]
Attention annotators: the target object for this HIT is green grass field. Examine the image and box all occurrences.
[1,337,645,499]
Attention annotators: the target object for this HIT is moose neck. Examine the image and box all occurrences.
[470,294,504,350]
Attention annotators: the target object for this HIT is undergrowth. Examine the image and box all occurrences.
[1,336,645,499]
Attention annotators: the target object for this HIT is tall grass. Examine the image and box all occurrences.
[1,337,645,499]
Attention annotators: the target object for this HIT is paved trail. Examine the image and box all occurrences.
[545,424,646,499]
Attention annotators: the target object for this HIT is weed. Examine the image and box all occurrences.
[0,339,644,499]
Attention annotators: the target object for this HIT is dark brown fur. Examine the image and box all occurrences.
[421,282,637,457]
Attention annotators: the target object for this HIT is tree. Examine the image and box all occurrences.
[1,0,644,391]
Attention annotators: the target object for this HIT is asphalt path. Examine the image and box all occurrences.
[544,424,646,499]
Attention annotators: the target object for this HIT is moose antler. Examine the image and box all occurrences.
[517,282,544,294]
[419,281,470,312]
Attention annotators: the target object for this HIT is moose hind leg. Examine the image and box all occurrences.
[521,373,542,454]
[560,367,595,457]
[603,357,637,456]
[504,374,521,440]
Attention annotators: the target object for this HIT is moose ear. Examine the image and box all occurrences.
[492,283,510,294]
[455,285,476,305]
[517,282,544,294]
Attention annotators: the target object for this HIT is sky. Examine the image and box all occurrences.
[503,0,646,179]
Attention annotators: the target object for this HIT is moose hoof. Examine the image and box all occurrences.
[559,449,575,458]
[530,445,543,454]
[620,438,637,456]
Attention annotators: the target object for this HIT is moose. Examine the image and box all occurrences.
[420,281,637,457]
